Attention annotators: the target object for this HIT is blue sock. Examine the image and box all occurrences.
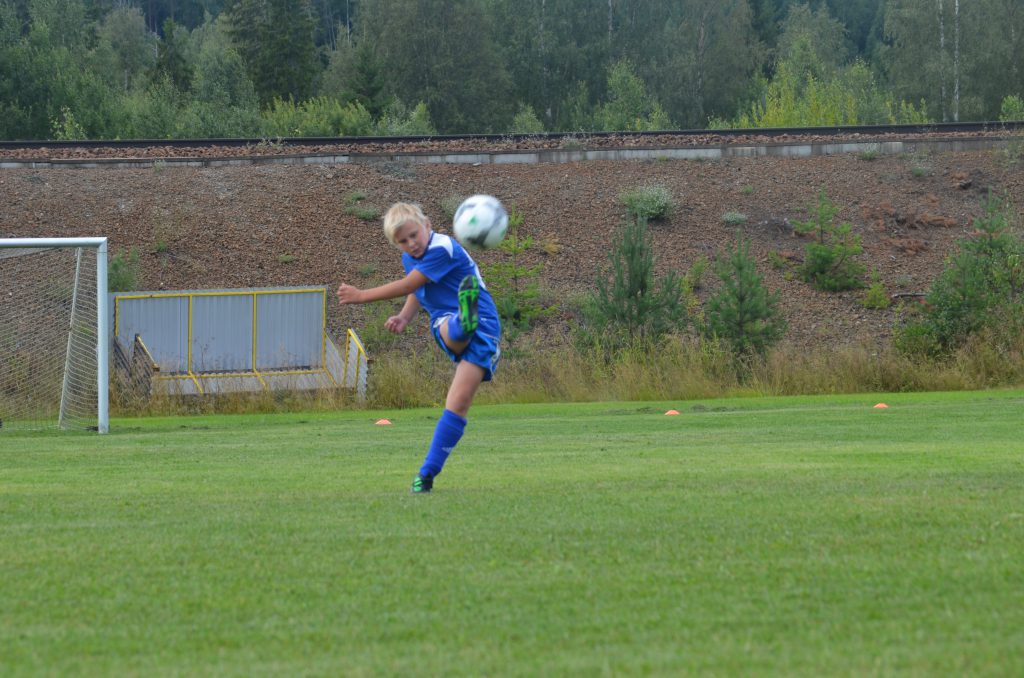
[447,313,471,342]
[419,409,467,478]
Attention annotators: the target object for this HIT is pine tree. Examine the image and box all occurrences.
[704,235,787,358]
[153,19,193,93]
[584,214,688,346]
[224,0,317,105]
[322,40,387,118]
[794,190,866,292]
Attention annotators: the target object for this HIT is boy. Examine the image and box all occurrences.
[337,202,501,493]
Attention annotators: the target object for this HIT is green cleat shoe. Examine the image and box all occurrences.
[457,274,480,335]
[411,474,434,493]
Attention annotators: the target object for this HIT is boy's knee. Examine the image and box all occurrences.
[440,317,469,354]
[445,390,473,417]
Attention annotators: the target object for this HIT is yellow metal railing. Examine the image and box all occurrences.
[344,328,368,393]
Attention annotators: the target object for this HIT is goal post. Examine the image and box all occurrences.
[0,237,109,433]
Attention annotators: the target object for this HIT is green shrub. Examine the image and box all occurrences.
[261,96,375,137]
[767,250,789,270]
[482,207,555,344]
[999,137,1024,167]
[51,106,87,140]
[703,235,787,360]
[374,100,436,136]
[108,249,142,292]
[893,318,942,357]
[862,272,891,309]
[510,104,545,134]
[357,300,406,354]
[722,59,931,129]
[899,193,1024,356]
[343,190,381,221]
[794,190,865,292]
[619,184,674,221]
[345,204,382,221]
[684,255,709,291]
[123,76,184,139]
[594,59,672,132]
[862,284,890,309]
[999,94,1024,122]
[579,214,688,349]
[722,211,747,225]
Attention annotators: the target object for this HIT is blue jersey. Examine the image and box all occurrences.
[401,231,500,329]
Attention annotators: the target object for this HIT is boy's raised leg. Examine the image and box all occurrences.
[457,275,479,335]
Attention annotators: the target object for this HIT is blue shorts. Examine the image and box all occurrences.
[431,314,501,381]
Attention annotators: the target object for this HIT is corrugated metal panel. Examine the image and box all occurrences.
[256,291,323,369]
[191,294,253,372]
[114,296,189,372]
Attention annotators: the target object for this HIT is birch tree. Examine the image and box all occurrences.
[358,0,513,133]
[488,0,609,132]
[654,0,763,128]
[964,0,1024,119]
[884,0,1019,121]
[883,0,954,121]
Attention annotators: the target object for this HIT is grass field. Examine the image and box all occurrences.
[2,389,1023,676]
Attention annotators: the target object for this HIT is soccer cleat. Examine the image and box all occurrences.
[411,473,434,494]
[457,275,480,335]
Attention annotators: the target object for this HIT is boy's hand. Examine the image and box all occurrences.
[384,314,409,334]
[336,284,364,304]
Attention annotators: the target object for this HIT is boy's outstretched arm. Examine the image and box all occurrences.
[337,270,428,305]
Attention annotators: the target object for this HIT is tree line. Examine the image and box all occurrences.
[1,0,1022,141]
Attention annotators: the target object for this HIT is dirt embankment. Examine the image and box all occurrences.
[2,149,1020,350]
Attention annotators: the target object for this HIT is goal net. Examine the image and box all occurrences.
[0,238,109,433]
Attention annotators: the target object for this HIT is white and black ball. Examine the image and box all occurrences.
[453,194,509,250]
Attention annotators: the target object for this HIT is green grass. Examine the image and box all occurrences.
[3,390,1024,676]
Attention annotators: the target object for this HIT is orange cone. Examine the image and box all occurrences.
[873,403,889,409]
[665,409,680,416]
[375,418,392,425]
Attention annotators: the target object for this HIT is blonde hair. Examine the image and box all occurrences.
[382,202,430,245]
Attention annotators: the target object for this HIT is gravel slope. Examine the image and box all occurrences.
[2,149,1020,350]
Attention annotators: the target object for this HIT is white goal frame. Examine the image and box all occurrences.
[0,237,109,433]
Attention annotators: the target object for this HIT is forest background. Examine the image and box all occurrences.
[2,0,1023,142]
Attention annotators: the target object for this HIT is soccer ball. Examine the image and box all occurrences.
[453,194,509,250]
